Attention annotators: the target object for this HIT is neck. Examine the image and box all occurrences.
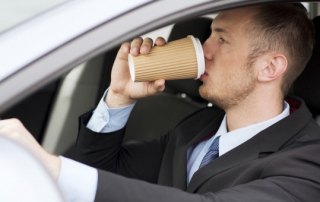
[225,90,284,132]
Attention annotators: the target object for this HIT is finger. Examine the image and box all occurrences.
[0,126,16,137]
[117,42,131,60]
[154,79,165,91]
[148,79,165,95]
[0,120,6,128]
[140,37,154,54]
[155,37,166,46]
[0,118,20,129]
[130,37,143,56]
[120,42,130,54]
[0,123,19,139]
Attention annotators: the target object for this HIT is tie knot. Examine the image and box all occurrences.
[208,136,220,152]
[199,136,220,169]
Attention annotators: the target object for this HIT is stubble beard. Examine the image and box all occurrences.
[199,63,256,111]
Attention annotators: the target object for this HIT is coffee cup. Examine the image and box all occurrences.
[128,35,204,82]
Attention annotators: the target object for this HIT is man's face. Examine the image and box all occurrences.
[199,7,258,110]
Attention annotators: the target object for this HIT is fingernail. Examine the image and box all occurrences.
[141,46,149,53]
[123,46,129,53]
[133,47,139,53]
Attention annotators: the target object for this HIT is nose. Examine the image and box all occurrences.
[202,39,213,61]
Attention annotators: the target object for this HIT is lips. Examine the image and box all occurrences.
[200,72,208,81]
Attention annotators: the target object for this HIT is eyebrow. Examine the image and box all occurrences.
[211,26,233,41]
[213,27,230,35]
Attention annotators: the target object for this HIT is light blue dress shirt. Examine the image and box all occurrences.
[187,101,289,184]
[57,90,290,202]
[86,90,135,132]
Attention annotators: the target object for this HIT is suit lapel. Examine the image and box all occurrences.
[172,110,224,190]
[187,97,312,193]
[187,136,259,192]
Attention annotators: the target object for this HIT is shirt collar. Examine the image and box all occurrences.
[214,101,290,156]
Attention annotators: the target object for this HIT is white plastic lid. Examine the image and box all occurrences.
[188,35,205,79]
[128,54,135,81]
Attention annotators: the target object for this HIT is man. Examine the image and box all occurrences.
[0,3,319,202]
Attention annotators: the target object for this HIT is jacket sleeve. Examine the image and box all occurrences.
[74,110,170,183]
[93,141,320,202]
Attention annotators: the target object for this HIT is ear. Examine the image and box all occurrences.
[257,53,287,82]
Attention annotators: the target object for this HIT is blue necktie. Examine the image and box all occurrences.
[199,136,220,168]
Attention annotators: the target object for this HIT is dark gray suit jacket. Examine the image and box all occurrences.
[75,97,320,202]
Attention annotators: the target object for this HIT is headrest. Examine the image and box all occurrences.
[165,17,212,103]
[293,16,320,114]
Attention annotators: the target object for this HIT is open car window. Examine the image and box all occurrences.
[0,1,317,156]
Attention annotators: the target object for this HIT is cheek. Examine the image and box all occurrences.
[211,58,235,80]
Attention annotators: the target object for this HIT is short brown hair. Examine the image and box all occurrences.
[246,3,315,96]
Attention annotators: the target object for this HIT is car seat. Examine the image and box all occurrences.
[293,16,320,119]
[164,17,212,104]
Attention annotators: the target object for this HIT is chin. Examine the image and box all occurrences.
[199,87,228,110]
[199,85,215,103]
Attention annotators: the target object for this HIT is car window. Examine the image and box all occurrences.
[42,13,218,154]
[0,0,68,33]
[1,1,318,157]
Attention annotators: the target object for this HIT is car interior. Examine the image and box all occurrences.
[1,2,320,161]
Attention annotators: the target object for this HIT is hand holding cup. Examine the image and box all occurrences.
[106,37,166,108]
